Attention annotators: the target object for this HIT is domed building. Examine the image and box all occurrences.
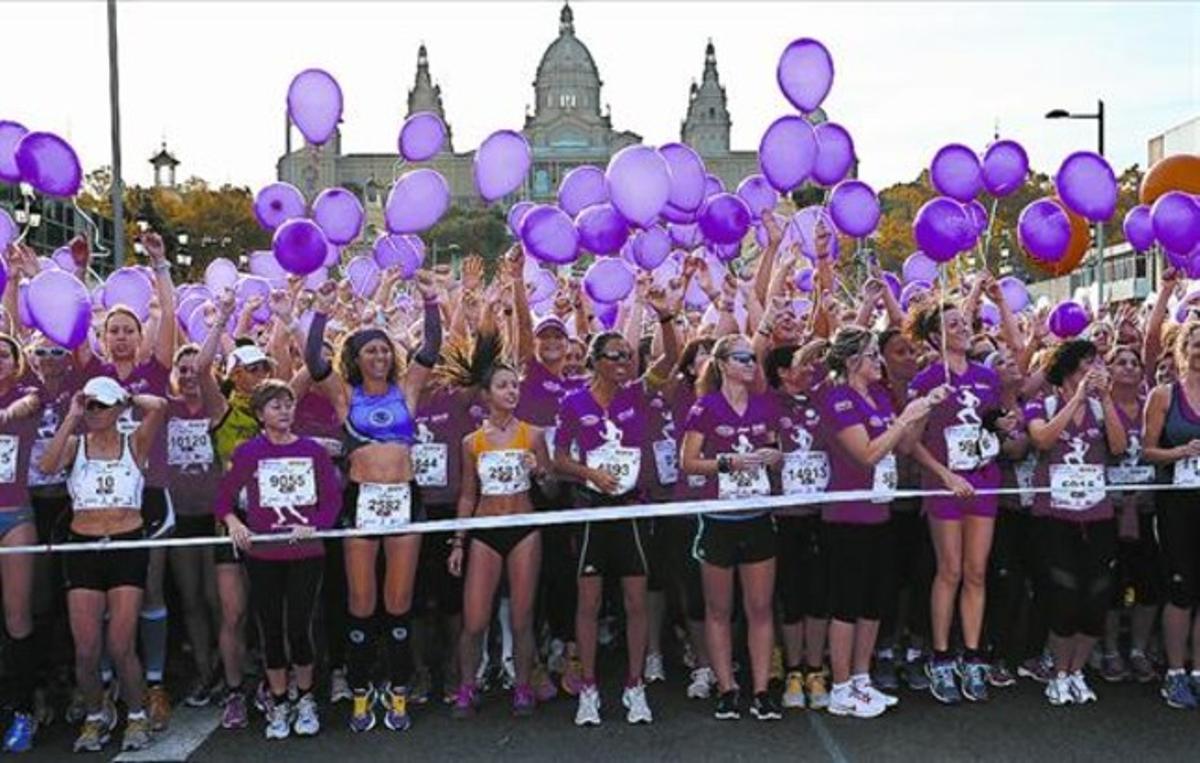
[277,3,762,222]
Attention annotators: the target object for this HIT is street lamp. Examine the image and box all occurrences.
[1046,99,1106,303]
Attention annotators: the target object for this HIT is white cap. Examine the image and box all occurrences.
[82,376,128,407]
[225,345,272,374]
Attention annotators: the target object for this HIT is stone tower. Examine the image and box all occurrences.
[681,40,731,157]
[407,43,453,151]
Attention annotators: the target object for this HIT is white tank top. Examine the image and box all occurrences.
[68,433,145,512]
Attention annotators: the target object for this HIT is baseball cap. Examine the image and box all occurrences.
[226,345,273,374]
[82,377,128,407]
[534,315,568,337]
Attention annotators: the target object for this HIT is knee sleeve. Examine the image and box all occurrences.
[385,611,414,688]
[5,634,38,712]
[345,614,377,690]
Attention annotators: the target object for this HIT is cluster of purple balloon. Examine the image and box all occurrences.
[1017,151,1123,265]
[0,120,83,198]
[1124,193,1200,268]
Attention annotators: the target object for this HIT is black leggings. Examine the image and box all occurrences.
[247,556,324,671]
[878,507,932,642]
[1157,491,1200,608]
[776,514,828,623]
[985,509,1040,665]
[1038,519,1117,639]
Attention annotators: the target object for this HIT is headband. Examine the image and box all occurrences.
[347,329,391,359]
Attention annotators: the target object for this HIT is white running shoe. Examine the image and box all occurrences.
[854,677,899,708]
[1045,674,1074,706]
[622,683,653,724]
[575,686,601,727]
[827,685,885,719]
[687,667,716,700]
[644,653,666,684]
[1068,671,1097,704]
[264,701,291,740]
[293,694,320,736]
[329,669,352,704]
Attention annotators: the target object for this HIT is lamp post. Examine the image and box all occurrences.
[1046,100,1106,304]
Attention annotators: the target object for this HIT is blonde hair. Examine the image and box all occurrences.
[1174,321,1200,368]
[696,334,752,397]
[824,326,875,378]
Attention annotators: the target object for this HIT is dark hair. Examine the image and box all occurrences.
[249,379,295,421]
[338,329,399,388]
[673,337,716,384]
[1043,339,1097,387]
[585,331,625,371]
[1105,343,1142,368]
[764,344,800,389]
[906,300,960,344]
[435,328,514,392]
[878,327,904,355]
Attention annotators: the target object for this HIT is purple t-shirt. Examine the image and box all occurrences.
[1108,398,1154,515]
[554,381,649,500]
[86,357,171,488]
[910,362,1001,515]
[773,383,830,516]
[414,387,485,510]
[670,384,703,502]
[821,382,897,525]
[515,358,587,428]
[0,385,37,509]
[165,397,221,516]
[681,390,779,519]
[1024,394,1114,522]
[293,392,345,463]
[640,388,678,501]
[213,435,342,560]
[25,370,84,490]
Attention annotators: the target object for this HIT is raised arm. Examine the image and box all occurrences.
[142,233,176,370]
[401,271,443,409]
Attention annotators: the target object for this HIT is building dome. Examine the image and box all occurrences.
[532,4,602,120]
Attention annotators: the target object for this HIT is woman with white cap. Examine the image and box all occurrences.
[38,376,167,753]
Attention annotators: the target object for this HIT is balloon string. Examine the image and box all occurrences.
[13,190,33,246]
[939,265,950,387]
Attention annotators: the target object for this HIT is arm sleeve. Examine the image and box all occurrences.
[304,312,333,382]
[413,300,442,369]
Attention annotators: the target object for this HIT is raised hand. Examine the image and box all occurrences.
[140,231,166,264]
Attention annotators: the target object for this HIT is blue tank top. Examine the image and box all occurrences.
[346,384,415,450]
[1162,382,1200,449]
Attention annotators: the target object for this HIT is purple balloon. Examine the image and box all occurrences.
[273,218,329,276]
[736,175,779,218]
[630,225,671,271]
[812,123,855,186]
[997,276,1029,312]
[584,258,635,304]
[398,112,446,162]
[704,174,726,198]
[828,180,880,237]
[236,276,272,324]
[520,205,579,265]
[982,140,1029,197]
[1049,300,1090,339]
[659,143,707,213]
[248,250,288,287]
[966,199,990,235]
[253,183,306,232]
[1018,198,1072,263]
[902,252,938,284]
[758,116,818,192]
[386,169,450,234]
[1151,192,1200,255]
[176,294,206,328]
[595,301,619,330]
[51,246,77,272]
[345,256,381,298]
[979,301,1001,327]
[913,197,975,263]
[794,267,814,292]
[0,121,28,183]
[659,202,697,225]
[930,144,982,202]
[1056,151,1117,222]
[900,280,932,311]
[28,269,90,348]
[558,166,609,218]
[373,234,424,278]
[204,258,239,293]
[304,268,330,291]
[698,193,752,245]
[312,187,364,245]
[324,241,341,268]
[15,132,81,198]
[776,38,834,113]
[790,205,840,260]
[507,202,535,238]
[606,145,672,227]
[287,69,342,146]
[882,272,902,301]
[474,130,532,202]
[527,268,557,304]
[669,222,703,250]
[103,267,153,321]
[575,203,630,255]
[0,209,17,251]
[186,306,214,345]
[1123,204,1155,253]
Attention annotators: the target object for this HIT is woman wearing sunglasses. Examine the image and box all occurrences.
[38,377,167,753]
[819,326,942,719]
[680,334,783,722]
[552,288,680,728]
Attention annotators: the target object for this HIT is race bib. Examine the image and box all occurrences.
[412,442,448,488]
[586,445,641,496]
[653,439,679,486]
[167,419,213,468]
[478,449,531,496]
[28,438,67,487]
[257,458,317,508]
[0,434,17,484]
[687,474,708,489]
[1015,455,1037,508]
[717,456,771,500]
[1173,456,1200,488]
[1106,465,1155,486]
[945,424,983,471]
[1050,463,1105,512]
[872,454,898,504]
[782,451,830,495]
[355,482,412,531]
[73,461,140,511]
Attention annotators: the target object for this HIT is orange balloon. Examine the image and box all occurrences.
[1025,198,1091,277]
[1139,154,1200,205]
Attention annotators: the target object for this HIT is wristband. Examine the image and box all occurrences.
[658,313,677,324]
[717,455,731,474]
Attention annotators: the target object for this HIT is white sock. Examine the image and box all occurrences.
[850,673,870,688]
[831,680,851,696]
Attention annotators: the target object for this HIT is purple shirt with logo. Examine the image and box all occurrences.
[414,387,484,510]
[1024,394,1114,522]
[681,390,779,519]
[821,382,897,525]
[516,358,586,427]
[554,381,649,500]
[773,383,829,516]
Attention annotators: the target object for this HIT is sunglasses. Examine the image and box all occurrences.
[598,350,632,363]
[241,361,270,374]
[34,347,69,358]
[724,351,757,365]
[85,400,115,412]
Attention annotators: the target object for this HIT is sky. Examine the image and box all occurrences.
[1,1,1195,192]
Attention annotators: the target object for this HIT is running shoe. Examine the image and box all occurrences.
[681,639,698,671]
[264,700,291,740]
[253,681,271,715]
[3,712,37,753]
[451,683,479,720]
[750,692,782,721]
[901,655,931,691]
[1045,674,1074,706]
[1100,652,1129,683]
[1162,673,1198,709]
[66,689,88,726]
[957,659,990,702]
[687,667,716,700]
[532,662,558,702]
[512,684,536,718]
[184,674,219,708]
[805,669,830,710]
[782,671,807,709]
[872,654,900,692]
[575,686,601,727]
[769,647,785,683]
[562,657,585,696]
[1067,671,1097,704]
[987,661,1017,688]
[827,684,885,719]
[220,691,248,730]
[926,659,962,704]
[120,712,152,752]
[146,684,171,731]
[329,668,352,704]
[383,686,411,732]
[293,693,320,736]
[622,683,653,724]
[714,689,741,720]
[73,714,111,753]
[1018,653,1054,684]
[1129,652,1157,684]
[854,677,898,708]
[644,652,666,684]
[348,688,377,732]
